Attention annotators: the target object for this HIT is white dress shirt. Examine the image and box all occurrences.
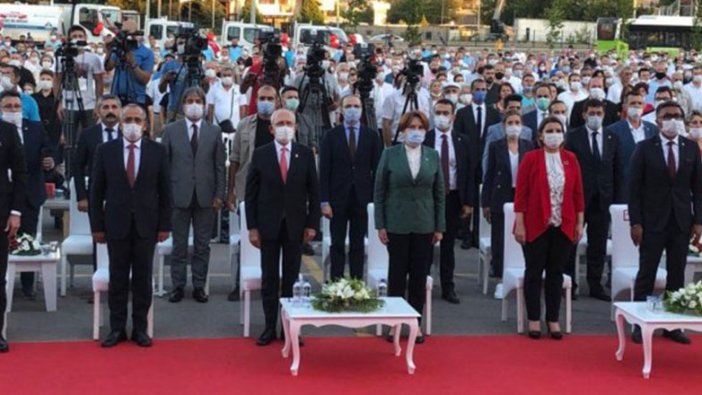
[123,137,142,175]
[587,126,603,156]
[434,130,457,191]
[509,150,519,188]
[628,121,646,143]
[186,119,203,140]
[404,144,422,179]
[660,134,680,171]
[101,122,118,142]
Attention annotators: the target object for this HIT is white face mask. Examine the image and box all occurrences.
[627,106,643,120]
[589,87,605,100]
[554,114,567,127]
[434,115,452,131]
[661,119,685,138]
[459,93,472,104]
[41,61,52,69]
[0,76,14,90]
[205,69,216,78]
[122,123,143,142]
[505,125,521,137]
[570,81,581,91]
[274,125,295,144]
[221,76,234,86]
[37,80,53,91]
[445,93,458,104]
[2,111,21,126]
[543,133,564,149]
[689,127,702,140]
[184,103,204,120]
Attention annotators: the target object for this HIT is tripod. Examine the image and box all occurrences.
[392,81,420,144]
[298,70,332,131]
[111,54,138,106]
[354,81,377,133]
[58,53,86,196]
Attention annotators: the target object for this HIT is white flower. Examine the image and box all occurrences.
[690,300,697,309]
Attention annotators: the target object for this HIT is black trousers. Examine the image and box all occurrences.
[0,230,8,332]
[19,204,40,292]
[106,218,156,333]
[634,217,688,301]
[260,219,302,329]
[565,199,610,291]
[329,188,367,280]
[435,191,460,292]
[524,227,572,322]
[387,232,433,321]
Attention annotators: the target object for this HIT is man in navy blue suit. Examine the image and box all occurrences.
[0,91,54,298]
[319,95,381,280]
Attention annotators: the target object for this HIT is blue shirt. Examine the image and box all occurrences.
[160,59,188,112]
[646,78,671,104]
[229,46,242,62]
[202,47,214,62]
[21,93,40,122]
[285,50,295,69]
[110,44,155,105]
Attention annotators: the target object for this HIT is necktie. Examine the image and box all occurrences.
[348,126,356,159]
[476,106,483,137]
[667,141,676,179]
[280,146,288,184]
[106,127,114,141]
[441,134,450,194]
[591,131,601,162]
[191,124,199,156]
[127,143,136,187]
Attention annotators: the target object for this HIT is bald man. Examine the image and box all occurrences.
[245,109,321,346]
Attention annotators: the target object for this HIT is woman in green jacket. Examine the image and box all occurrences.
[374,110,446,343]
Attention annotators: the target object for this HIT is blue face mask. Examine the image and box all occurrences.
[405,129,426,145]
[472,90,486,104]
[258,100,275,116]
[343,107,362,124]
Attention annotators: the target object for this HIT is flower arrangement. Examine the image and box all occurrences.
[663,281,702,316]
[10,233,42,256]
[311,277,384,313]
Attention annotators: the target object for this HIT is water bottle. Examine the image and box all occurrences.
[302,278,312,306]
[377,279,388,298]
[292,274,303,305]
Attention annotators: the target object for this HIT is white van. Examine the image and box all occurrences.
[219,21,271,51]
[293,23,349,54]
[144,18,194,50]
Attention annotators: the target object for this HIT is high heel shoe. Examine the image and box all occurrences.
[547,324,563,340]
[528,330,541,339]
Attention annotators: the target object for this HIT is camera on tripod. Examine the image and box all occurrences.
[353,43,377,95]
[258,27,284,87]
[110,29,141,59]
[177,26,208,58]
[303,33,328,80]
[55,39,87,59]
[399,58,424,86]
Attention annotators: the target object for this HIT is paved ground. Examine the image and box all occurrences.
[3,215,635,343]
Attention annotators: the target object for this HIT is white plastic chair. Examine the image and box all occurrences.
[60,179,94,296]
[500,203,572,333]
[321,216,332,281]
[609,204,667,319]
[478,210,492,294]
[574,228,613,295]
[238,202,262,338]
[152,226,197,297]
[92,244,153,340]
[366,203,433,336]
[229,209,241,291]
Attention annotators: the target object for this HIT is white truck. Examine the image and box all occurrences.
[143,18,195,50]
[219,21,271,51]
[0,2,121,44]
[293,23,348,55]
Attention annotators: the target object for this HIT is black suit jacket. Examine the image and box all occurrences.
[319,124,381,208]
[245,142,321,243]
[481,138,533,211]
[569,99,619,129]
[564,126,623,209]
[90,138,172,240]
[423,129,476,206]
[454,104,500,180]
[73,124,121,201]
[628,136,702,232]
[0,121,26,224]
[20,120,52,210]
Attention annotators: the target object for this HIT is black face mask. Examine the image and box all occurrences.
[431,68,439,74]
[495,72,504,80]
[656,72,667,80]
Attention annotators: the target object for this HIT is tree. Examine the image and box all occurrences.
[241,0,264,24]
[387,0,425,25]
[342,0,371,31]
[299,0,325,25]
[545,0,566,48]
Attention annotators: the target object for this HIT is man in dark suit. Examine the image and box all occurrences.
[607,91,659,202]
[0,108,27,353]
[564,99,622,301]
[245,109,321,346]
[90,104,172,348]
[629,101,702,345]
[319,95,381,280]
[73,94,122,212]
[453,79,499,248]
[0,91,55,298]
[424,99,475,303]
[569,77,619,129]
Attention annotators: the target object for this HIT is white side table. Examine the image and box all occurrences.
[614,302,702,378]
[7,250,61,312]
[280,297,421,376]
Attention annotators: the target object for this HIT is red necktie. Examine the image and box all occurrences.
[280,146,288,184]
[441,134,450,194]
[127,143,136,187]
[667,141,676,179]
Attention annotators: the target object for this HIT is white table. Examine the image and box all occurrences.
[614,301,702,379]
[6,250,61,312]
[685,256,702,284]
[280,297,421,376]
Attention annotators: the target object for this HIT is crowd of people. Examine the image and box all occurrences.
[0,20,701,352]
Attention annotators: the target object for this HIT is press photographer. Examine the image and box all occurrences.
[240,27,287,114]
[351,43,378,130]
[104,20,154,108]
[382,55,431,146]
[159,26,209,121]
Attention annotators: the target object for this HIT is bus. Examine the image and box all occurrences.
[596,15,695,56]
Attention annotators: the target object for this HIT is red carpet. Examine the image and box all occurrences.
[0,335,700,394]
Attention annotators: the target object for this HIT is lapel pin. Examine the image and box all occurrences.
[295,153,299,158]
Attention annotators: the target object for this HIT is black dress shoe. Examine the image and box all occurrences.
[192,287,209,303]
[415,334,425,344]
[257,328,276,346]
[441,290,460,304]
[302,243,315,256]
[663,329,691,345]
[528,330,541,339]
[22,288,36,299]
[132,331,152,347]
[589,287,612,302]
[570,289,578,301]
[101,331,127,348]
[227,289,240,301]
[632,325,642,344]
[0,335,9,353]
[168,287,184,303]
[547,325,563,340]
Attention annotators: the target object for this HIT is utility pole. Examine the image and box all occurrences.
[250,0,256,24]
[158,0,162,18]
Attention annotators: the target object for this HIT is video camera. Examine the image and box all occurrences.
[352,43,377,96]
[177,26,208,58]
[55,39,87,59]
[257,27,284,87]
[399,57,424,87]
[303,31,328,80]
[110,25,141,59]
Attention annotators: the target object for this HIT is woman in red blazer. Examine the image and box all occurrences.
[514,116,585,340]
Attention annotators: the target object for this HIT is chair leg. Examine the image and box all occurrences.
[516,287,525,334]
[158,256,165,296]
[376,324,382,336]
[574,254,581,296]
[482,257,489,295]
[243,290,251,338]
[5,264,16,313]
[60,255,67,296]
[1,310,7,339]
[69,263,75,289]
[93,291,100,340]
[478,255,483,285]
[205,275,210,296]
[501,297,508,322]
[239,288,244,325]
[147,303,154,338]
[425,286,432,336]
[565,286,572,334]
